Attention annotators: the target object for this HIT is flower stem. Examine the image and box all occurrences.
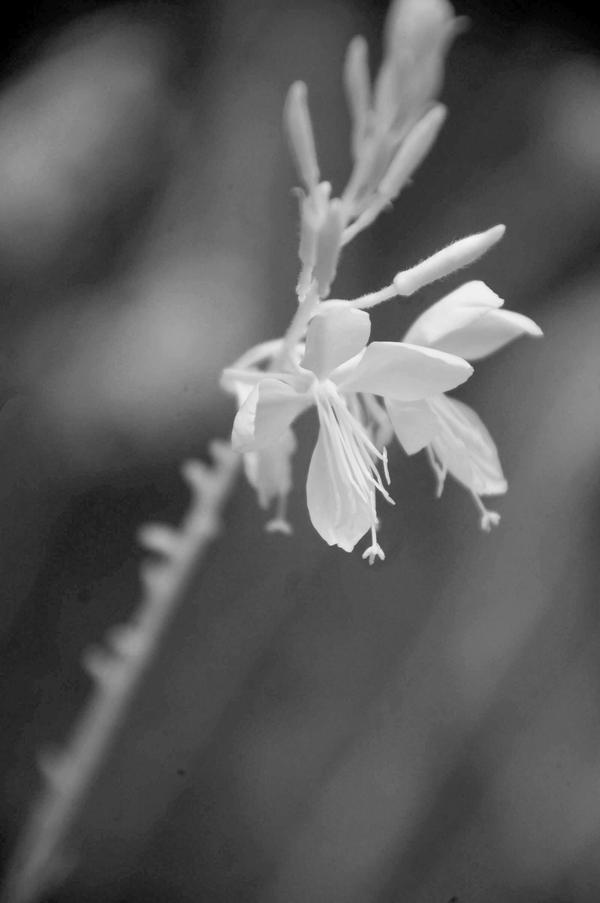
[1,442,240,903]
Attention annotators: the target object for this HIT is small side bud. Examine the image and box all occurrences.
[394,224,505,296]
[138,523,182,559]
[313,199,346,298]
[378,103,447,201]
[297,195,319,300]
[284,81,320,191]
[107,623,145,658]
[81,646,118,684]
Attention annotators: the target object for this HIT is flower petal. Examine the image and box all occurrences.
[336,341,472,400]
[386,397,439,454]
[232,378,309,452]
[403,280,503,347]
[306,427,374,551]
[430,308,543,361]
[429,395,507,495]
[244,428,297,508]
[302,305,371,379]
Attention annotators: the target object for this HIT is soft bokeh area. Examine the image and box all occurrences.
[2,1,600,901]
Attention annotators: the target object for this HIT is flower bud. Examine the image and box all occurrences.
[378,104,446,201]
[393,225,505,295]
[284,81,320,191]
[384,0,456,59]
[313,199,346,298]
[344,36,371,160]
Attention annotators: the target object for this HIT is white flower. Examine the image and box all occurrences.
[386,280,542,529]
[224,344,299,536]
[229,305,472,559]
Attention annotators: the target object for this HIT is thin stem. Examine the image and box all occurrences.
[349,283,397,309]
[1,442,240,903]
[273,283,321,370]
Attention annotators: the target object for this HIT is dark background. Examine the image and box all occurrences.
[1,1,600,901]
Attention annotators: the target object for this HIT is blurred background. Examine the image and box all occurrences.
[1,0,600,900]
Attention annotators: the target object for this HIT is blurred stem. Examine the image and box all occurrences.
[1,441,240,903]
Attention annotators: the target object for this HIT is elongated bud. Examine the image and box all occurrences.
[314,199,346,297]
[297,182,331,300]
[297,197,318,300]
[393,224,505,295]
[344,36,371,159]
[284,81,320,190]
[378,103,446,201]
[385,0,456,58]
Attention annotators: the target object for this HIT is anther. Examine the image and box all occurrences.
[470,491,501,531]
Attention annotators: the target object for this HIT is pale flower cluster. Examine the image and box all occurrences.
[221,0,541,562]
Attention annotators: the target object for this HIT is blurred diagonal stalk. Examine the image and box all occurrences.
[1,442,239,903]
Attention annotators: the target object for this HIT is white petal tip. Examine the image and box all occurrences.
[527,322,544,338]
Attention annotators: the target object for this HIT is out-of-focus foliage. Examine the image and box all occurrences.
[2,1,600,902]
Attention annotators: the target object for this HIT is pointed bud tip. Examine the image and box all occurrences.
[427,103,448,126]
[284,80,320,190]
[348,34,368,54]
[487,223,506,242]
[288,80,307,101]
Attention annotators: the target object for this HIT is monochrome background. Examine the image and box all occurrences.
[1,1,600,901]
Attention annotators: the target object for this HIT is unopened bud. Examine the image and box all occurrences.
[344,36,371,159]
[297,182,331,299]
[385,0,456,59]
[378,104,446,201]
[284,81,320,190]
[393,224,505,295]
[314,199,346,298]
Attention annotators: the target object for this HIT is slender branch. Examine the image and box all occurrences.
[1,441,240,903]
[273,283,320,370]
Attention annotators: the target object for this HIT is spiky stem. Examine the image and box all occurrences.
[1,441,240,903]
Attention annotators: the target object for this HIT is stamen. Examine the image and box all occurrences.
[319,399,370,504]
[316,404,345,524]
[382,447,391,485]
[314,384,394,550]
[362,394,394,448]
[362,525,385,565]
[334,399,394,504]
[335,397,389,467]
[265,493,293,535]
[470,491,501,532]
[426,445,447,497]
